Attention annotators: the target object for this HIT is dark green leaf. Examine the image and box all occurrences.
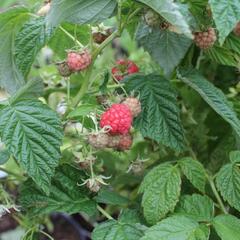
[47,0,117,27]
[136,22,192,75]
[178,68,240,137]
[213,215,240,240]
[0,7,29,94]
[0,99,63,194]
[139,164,181,225]
[224,33,240,55]
[141,215,209,240]
[20,165,96,216]
[137,0,192,38]
[125,74,185,151]
[179,157,207,192]
[15,17,53,77]
[209,0,240,44]
[175,194,214,222]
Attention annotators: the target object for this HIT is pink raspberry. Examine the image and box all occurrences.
[117,133,133,151]
[100,104,132,135]
[122,97,141,117]
[67,50,92,72]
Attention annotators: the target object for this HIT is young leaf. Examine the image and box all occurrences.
[0,7,29,94]
[15,17,53,77]
[175,194,214,222]
[19,165,96,216]
[139,164,181,225]
[136,22,192,75]
[137,0,192,38]
[178,68,240,137]
[141,215,210,240]
[0,99,63,194]
[124,74,185,151]
[213,215,240,240]
[179,157,207,192]
[205,45,238,67]
[216,152,240,212]
[47,0,117,27]
[209,0,240,44]
[92,220,146,240]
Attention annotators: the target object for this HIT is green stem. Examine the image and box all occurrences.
[196,50,204,70]
[208,175,228,214]
[59,26,83,48]
[97,205,114,220]
[0,167,24,181]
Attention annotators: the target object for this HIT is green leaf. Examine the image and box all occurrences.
[216,153,240,212]
[124,74,185,151]
[205,45,238,67]
[137,0,192,38]
[119,209,143,224]
[224,33,240,55]
[15,17,53,77]
[68,104,96,119]
[92,220,146,240]
[19,165,96,216]
[0,99,63,194]
[209,0,240,44]
[0,149,10,165]
[213,215,240,240]
[47,0,117,27]
[10,78,44,104]
[141,215,209,240]
[229,151,240,163]
[0,7,29,94]
[139,164,181,225]
[175,194,214,222]
[95,188,129,206]
[136,22,192,75]
[178,68,240,137]
[179,157,207,192]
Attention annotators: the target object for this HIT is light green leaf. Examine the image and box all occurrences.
[209,0,240,44]
[139,164,181,225]
[92,220,146,240]
[216,154,240,212]
[15,17,53,77]
[224,33,240,55]
[68,104,96,119]
[229,150,240,163]
[0,99,63,194]
[138,0,192,38]
[213,215,240,240]
[141,215,209,240]
[136,21,192,75]
[178,68,240,137]
[20,165,96,216]
[0,149,10,165]
[175,194,214,222]
[47,0,117,27]
[124,74,185,151]
[95,188,129,206]
[0,7,29,94]
[179,157,207,192]
[205,45,238,67]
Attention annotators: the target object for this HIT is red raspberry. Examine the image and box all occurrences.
[122,97,141,117]
[100,104,132,135]
[234,22,240,36]
[88,133,109,149]
[67,50,91,72]
[194,28,217,49]
[112,59,139,81]
[117,133,133,151]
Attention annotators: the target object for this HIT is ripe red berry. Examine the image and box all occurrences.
[234,22,240,36]
[112,59,139,81]
[67,50,92,72]
[88,133,109,149]
[194,28,217,49]
[117,133,133,151]
[100,104,132,135]
[122,97,141,117]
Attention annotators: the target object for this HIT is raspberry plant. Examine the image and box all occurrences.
[0,0,240,239]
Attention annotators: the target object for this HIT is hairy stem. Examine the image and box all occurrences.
[59,26,83,48]
[97,205,114,220]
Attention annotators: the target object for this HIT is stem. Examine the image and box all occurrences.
[208,175,228,214]
[196,50,204,70]
[59,26,83,48]
[97,205,114,220]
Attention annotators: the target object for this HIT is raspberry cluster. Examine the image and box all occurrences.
[194,28,217,49]
[88,97,141,151]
